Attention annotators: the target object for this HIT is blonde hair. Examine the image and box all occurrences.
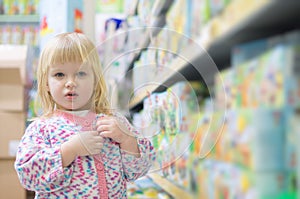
[36,32,110,116]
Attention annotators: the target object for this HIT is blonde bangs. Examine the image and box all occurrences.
[43,34,90,67]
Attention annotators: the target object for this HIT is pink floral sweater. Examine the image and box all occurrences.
[15,110,155,198]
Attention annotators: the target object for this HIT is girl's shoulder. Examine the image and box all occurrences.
[26,115,64,130]
[27,116,49,127]
[25,117,50,136]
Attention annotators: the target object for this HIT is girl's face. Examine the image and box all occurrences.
[47,62,95,111]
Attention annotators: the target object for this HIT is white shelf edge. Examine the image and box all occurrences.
[148,173,194,199]
[151,0,173,16]
[0,15,39,23]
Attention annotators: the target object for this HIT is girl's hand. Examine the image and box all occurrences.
[61,131,104,167]
[67,131,104,156]
[96,116,133,144]
[96,116,140,157]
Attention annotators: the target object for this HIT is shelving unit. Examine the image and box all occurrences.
[126,0,174,71]
[127,0,300,195]
[0,7,40,52]
[129,0,300,112]
[151,0,173,17]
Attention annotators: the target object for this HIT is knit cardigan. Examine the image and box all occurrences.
[15,110,155,198]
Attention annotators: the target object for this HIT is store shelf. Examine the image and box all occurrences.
[148,173,194,199]
[151,0,174,17]
[0,15,39,23]
[127,17,166,70]
[207,0,300,67]
[127,31,153,70]
[128,42,205,110]
[127,0,173,71]
[129,0,300,112]
[133,0,139,12]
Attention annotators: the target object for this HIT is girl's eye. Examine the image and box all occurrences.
[54,72,64,77]
[77,71,87,77]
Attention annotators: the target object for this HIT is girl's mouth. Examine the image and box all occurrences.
[66,93,78,96]
[65,92,78,99]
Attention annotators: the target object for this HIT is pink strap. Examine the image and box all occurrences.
[55,110,109,198]
[94,155,109,199]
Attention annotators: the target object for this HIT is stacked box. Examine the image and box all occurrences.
[0,159,26,199]
[0,44,31,199]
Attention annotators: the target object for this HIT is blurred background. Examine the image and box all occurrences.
[1,0,300,198]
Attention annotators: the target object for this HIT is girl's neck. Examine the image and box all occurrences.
[62,109,90,117]
[54,109,97,131]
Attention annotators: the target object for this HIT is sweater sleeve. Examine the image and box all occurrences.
[14,120,73,192]
[121,138,156,181]
[116,114,156,181]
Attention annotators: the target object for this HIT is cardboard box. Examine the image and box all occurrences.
[0,45,32,111]
[0,158,26,199]
[0,84,25,111]
[0,112,26,158]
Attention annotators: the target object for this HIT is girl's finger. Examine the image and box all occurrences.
[99,131,112,138]
[96,119,113,126]
[96,136,104,142]
[97,124,111,132]
[86,131,99,136]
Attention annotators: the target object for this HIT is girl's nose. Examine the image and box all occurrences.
[65,78,77,88]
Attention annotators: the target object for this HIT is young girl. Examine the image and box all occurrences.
[15,32,155,198]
